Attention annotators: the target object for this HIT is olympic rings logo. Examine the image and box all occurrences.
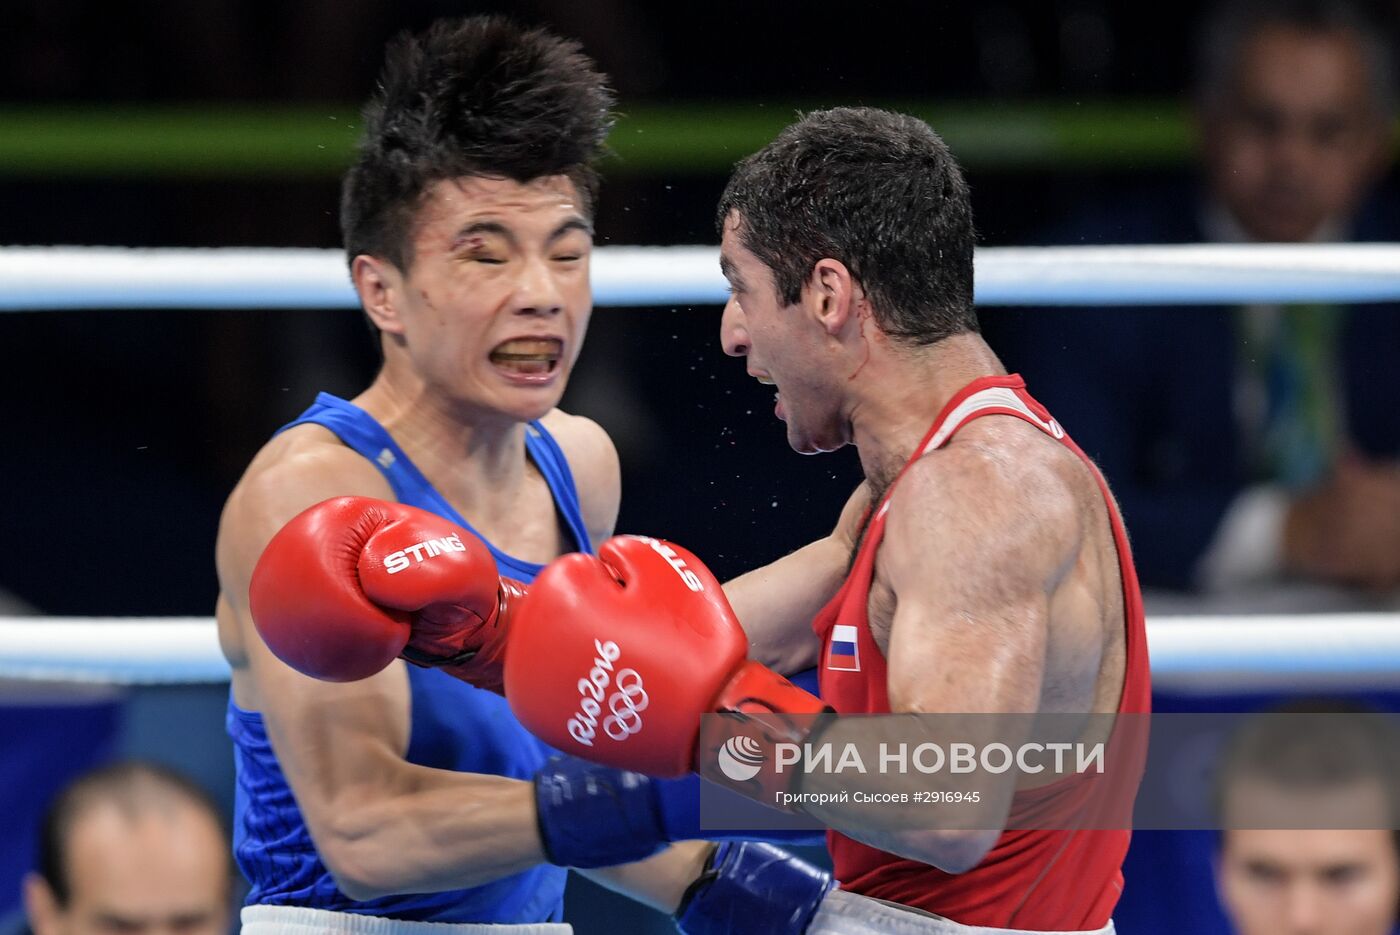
[602,668,649,740]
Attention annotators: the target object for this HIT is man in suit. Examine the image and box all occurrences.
[986,0,1400,597]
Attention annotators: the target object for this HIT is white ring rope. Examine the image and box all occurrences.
[4,243,1400,310]
[4,247,1397,696]
[1,614,1398,693]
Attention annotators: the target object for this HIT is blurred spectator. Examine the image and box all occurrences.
[1213,703,1400,935]
[986,0,1400,600]
[22,761,233,935]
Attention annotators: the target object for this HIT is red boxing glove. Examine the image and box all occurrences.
[504,536,828,786]
[249,496,521,691]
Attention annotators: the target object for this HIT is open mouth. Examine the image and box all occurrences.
[751,373,783,419]
[490,337,563,377]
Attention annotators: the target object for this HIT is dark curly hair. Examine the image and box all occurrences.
[341,16,616,272]
[717,107,977,347]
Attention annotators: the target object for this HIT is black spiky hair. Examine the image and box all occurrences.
[340,16,615,271]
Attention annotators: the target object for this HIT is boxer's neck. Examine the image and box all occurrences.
[354,368,533,502]
[849,332,1007,499]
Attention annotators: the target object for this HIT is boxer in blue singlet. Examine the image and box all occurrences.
[224,395,585,921]
[215,15,839,935]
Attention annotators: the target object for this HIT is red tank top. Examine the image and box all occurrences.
[812,374,1151,930]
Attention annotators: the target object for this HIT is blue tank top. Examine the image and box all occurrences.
[227,393,592,921]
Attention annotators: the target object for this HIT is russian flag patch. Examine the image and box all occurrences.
[827,624,861,672]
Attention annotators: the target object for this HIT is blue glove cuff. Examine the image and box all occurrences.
[534,757,829,869]
[675,841,834,935]
[533,756,667,868]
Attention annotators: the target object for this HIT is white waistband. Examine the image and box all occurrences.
[240,905,572,935]
[807,890,1115,935]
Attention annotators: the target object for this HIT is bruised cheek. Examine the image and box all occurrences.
[417,288,449,328]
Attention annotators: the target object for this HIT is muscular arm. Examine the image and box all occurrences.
[723,483,869,673]
[881,450,1068,717]
[800,448,1080,872]
[220,426,730,909]
[216,442,547,898]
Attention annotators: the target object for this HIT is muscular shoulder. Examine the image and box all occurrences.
[538,409,621,548]
[884,423,1084,590]
[217,424,393,597]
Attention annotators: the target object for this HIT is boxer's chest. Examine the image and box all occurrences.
[440,465,569,564]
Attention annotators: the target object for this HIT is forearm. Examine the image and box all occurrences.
[800,810,998,875]
[724,536,847,673]
[776,718,1012,874]
[581,841,714,914]
[309,767,546,899]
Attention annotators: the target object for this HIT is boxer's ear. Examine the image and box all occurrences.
[353,254,408,336]
[808,257,856,337]
[23,872,62,935]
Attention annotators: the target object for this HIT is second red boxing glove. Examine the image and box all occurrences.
[503,535,827,780]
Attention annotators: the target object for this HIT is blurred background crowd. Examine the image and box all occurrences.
[2,1,1399,933]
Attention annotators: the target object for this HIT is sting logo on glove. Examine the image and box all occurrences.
[382,533,468,575]
[631,536,705,592]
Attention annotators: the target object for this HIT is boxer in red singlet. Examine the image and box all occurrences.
[714,107,1151,932]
